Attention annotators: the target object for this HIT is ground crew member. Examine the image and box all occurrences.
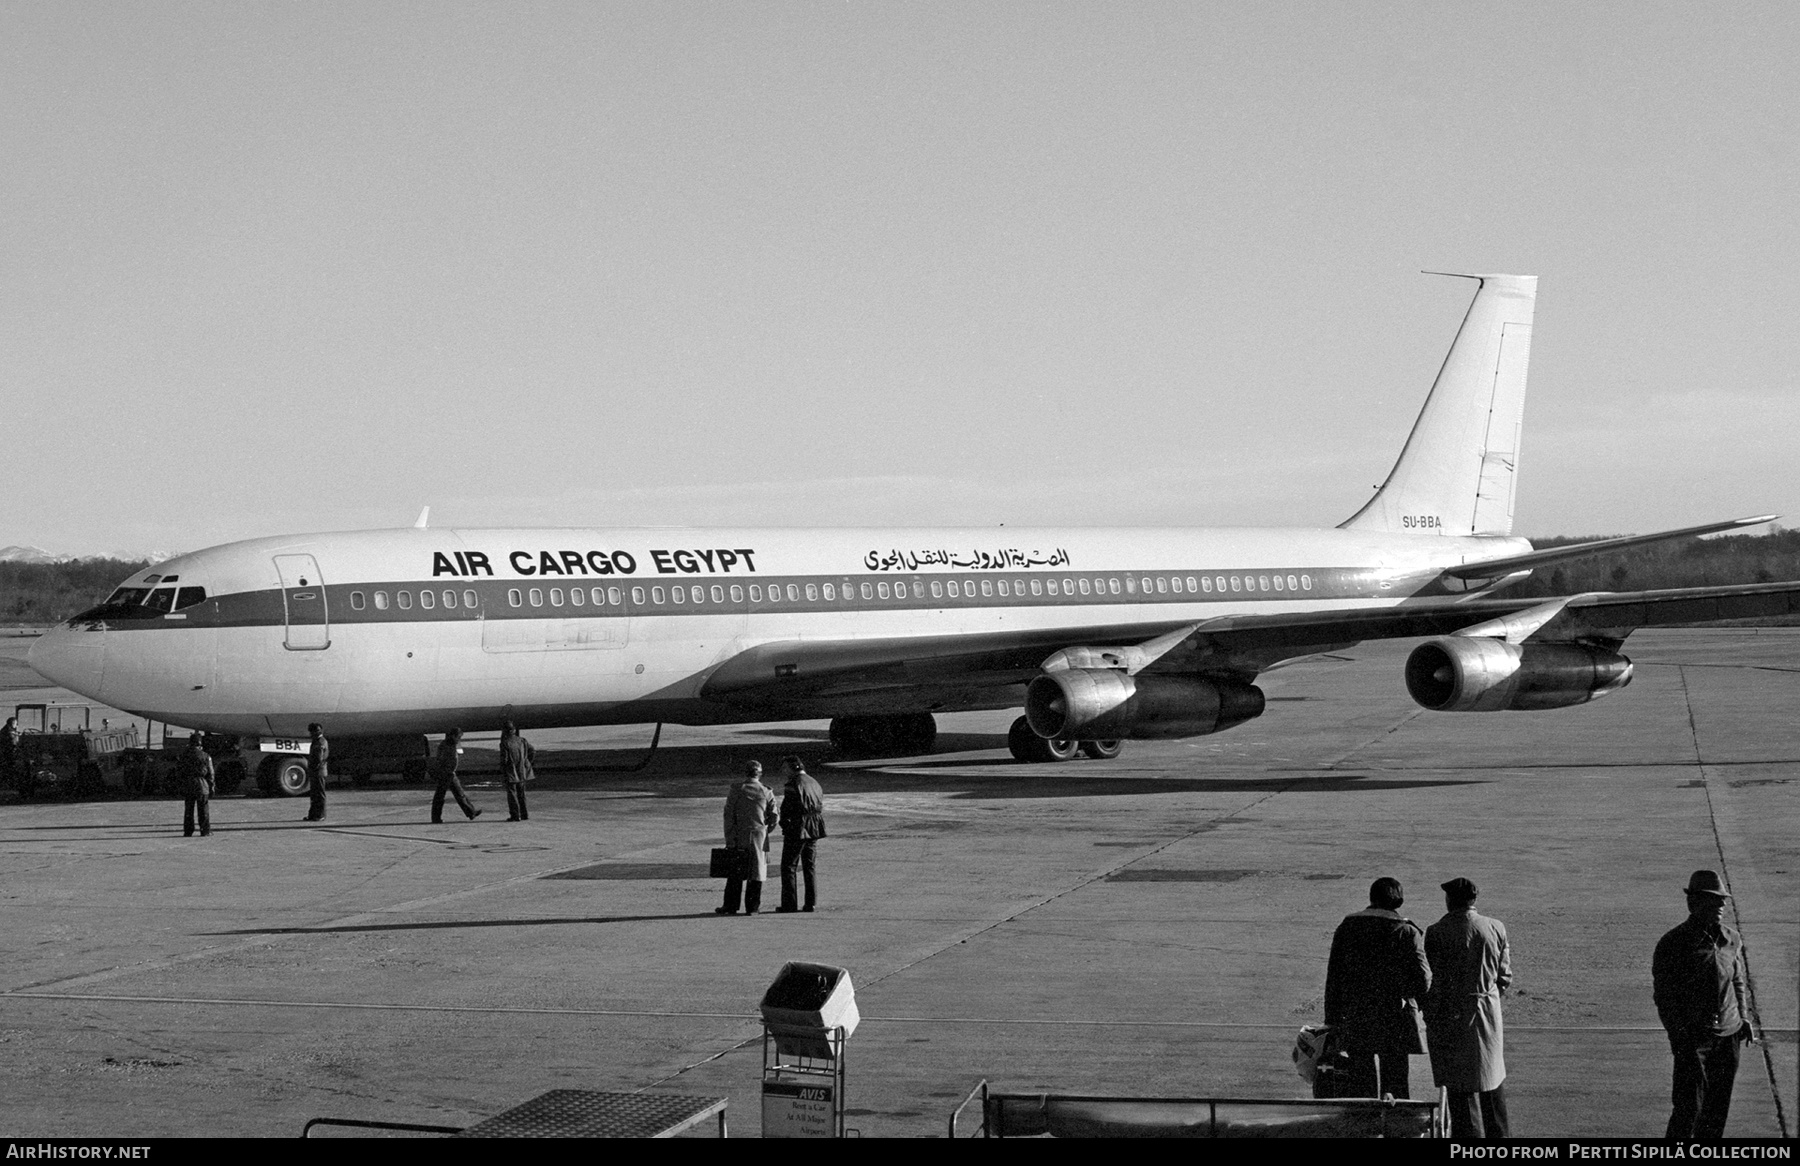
[499,720,534,821]
[776,754,826,913]
[0,717,19,790]
[1324,877,1431,1098]
[431,728,482,822]
[1654,869,1756,1139]
[180,733,215,837]
[1425,878,1512,1138]
[716,760,776,915]
[305,723,328,822]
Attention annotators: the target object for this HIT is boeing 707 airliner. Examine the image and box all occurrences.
[29,274,1800,793]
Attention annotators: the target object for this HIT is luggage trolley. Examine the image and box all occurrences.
[759,962,859,1138]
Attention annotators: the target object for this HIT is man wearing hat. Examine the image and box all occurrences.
[1653,870,1754,1139]
[1324,876,1431,1098]
[1424,878,1512,1138]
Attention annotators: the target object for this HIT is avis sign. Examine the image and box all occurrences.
[761,1080,835,1138]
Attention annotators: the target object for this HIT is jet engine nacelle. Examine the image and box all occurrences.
[1025,670,1266,740]
[1404,637,1633,712]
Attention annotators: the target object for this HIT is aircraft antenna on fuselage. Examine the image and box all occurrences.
[414,506,430,529]
[1339,273,1538,537]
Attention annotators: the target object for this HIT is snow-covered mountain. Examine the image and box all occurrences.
[0,545,179,565]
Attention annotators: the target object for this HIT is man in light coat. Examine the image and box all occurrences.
[1324,877,1431,1098]
[1425,877,1513,1139]
[717,761,777,915]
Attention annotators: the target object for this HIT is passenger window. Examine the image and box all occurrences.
[861,583,873,599]
[930,580,943,598]
[1141,577,1153,593]
[1155,578,1167,594]
[398,591,413,609]
[1031,579,1043,596]
[1124,577,1136,594]
[1076,578,1088,595]
[712,585,724,603]
[463,589,477,608]
[670,587,683,604]
[630,587,644,605]
[1272,575,1284,592]
[1259,576,1270,591]
[529,589,543,607]
[1201,577,1212,593]
[607,587,622,605]
[981,580,993,597]
[443,591,458,609]
[176,586,208,609]
[750,585,762,602]
[652,587,666,604]
[1170,577,1182,594]
[878,582,890,599]
[1186,576,1197,592]
[912,582,923,597]
[1109,578,1120,595]
[506,589,520,607]
[1215,576,1227,592]
[350,591,365,611]
[804,584,817,601]
[732,585,745,602]
[1229,577,1240,592]
[570,588,585,606]
[421,590,436,609]
[821,584,833,601]
[997,580,1009,597]
[549,588,564,606]
[375,591,391,610]
[1287,575,1298,591]
[787,585,800,602]
[1302,575,1312,590]
[1044,579,1057,596]
[1061,578,1073,595]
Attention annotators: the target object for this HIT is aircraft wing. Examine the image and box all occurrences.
[697,579,1800,710]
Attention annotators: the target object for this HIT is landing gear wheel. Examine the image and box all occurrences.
[1008,716,1077,763]
[1079,740,1124,760]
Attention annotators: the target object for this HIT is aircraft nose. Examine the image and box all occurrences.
[27,625,105,698]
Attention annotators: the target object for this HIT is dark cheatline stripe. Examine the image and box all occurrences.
[88,565,1424,631]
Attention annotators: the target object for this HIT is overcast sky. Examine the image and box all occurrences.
[3,3,1795,556]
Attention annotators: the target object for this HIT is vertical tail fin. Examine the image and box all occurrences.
[1340,273,1537,536]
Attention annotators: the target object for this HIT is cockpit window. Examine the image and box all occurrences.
[175,587,207,610]
[105,588,151,608]
[143,588,177,614]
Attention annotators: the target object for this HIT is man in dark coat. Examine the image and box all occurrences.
[1425,877,1512,1138]
[776,754,826,913]
[499,721,534,821]
[1654,870,1756,1139]
[431,728,482,822]
[1324,876,1431,1098]
[305,723,328,822]
[716,761,776,915]
[0,716,19,788]
[180,733,215,837]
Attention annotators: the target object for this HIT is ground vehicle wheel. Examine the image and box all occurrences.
[1079,740,1124,760]
[74,760,104,798]
[1008,716,1077,763]
[122,758,148,796]
[260,755,310,796]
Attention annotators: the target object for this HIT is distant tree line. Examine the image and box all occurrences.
[2,559,151,624]
[1,531,1797,626]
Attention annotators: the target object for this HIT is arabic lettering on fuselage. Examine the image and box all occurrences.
[861,547,1072,572]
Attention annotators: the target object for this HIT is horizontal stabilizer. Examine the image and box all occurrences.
[1444,515,1778,579]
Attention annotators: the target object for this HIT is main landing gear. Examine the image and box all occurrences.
[1007,716,1123,763]
[828,714,938,757]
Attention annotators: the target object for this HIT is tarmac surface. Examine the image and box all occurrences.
[1,628,1795,1138]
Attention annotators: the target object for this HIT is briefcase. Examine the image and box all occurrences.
[709,847,741,879]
